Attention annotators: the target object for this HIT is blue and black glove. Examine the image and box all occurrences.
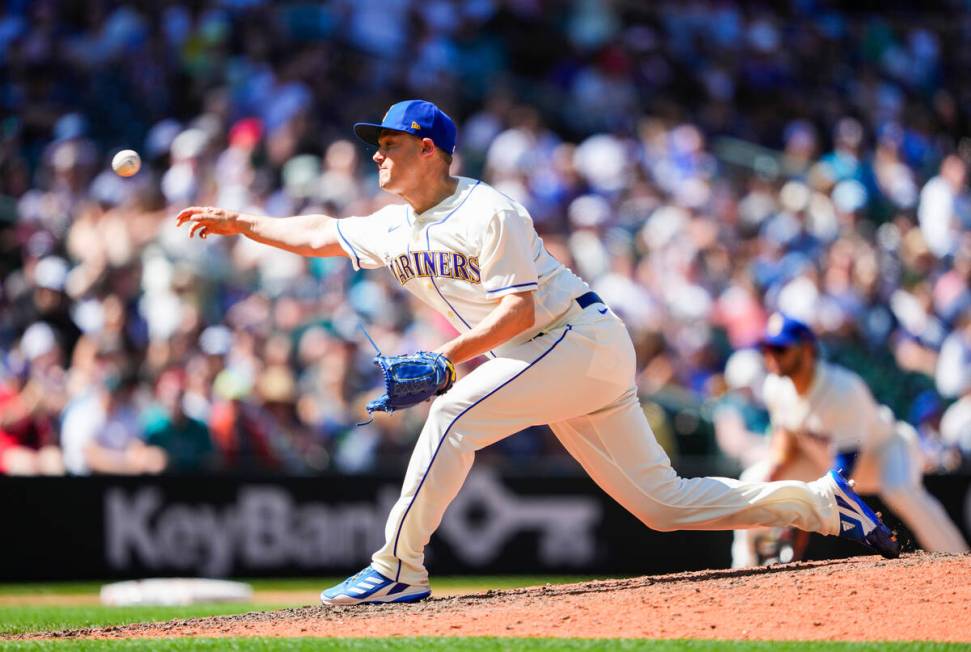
[365,352,456,416]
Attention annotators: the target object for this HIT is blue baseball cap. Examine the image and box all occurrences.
[759,313,816,348]
[353,100,457,154]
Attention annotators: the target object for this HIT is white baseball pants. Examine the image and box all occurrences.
[371,305,840,585]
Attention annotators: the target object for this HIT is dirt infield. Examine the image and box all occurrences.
[23,553,971,642]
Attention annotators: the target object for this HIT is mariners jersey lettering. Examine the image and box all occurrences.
[762,362,895,452]
[334,177,589,337]
[388,250,481,285]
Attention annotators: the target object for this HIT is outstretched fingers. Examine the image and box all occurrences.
[176,206,237,239]
[176,206,205,227]
[177,207,215,239]
[189,221,209,239]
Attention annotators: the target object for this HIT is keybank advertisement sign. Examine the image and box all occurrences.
[8,472,967,580]
[104,485,395,576]
[103,471,602,576]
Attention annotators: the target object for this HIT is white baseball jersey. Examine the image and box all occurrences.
[762,362,894,453]
[334,176,589,345]
[331,175,847,586]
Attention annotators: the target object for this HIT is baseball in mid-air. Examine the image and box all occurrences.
[111,149,141,177]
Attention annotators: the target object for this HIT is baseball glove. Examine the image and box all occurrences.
[365,352,456,416]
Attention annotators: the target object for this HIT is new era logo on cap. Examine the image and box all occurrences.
[354,100,457,154]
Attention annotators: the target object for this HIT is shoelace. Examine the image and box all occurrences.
[343,567,373,588]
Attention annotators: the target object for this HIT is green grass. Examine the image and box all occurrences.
[0,605,276,637]
[1,639,968,651]
[0,576,595,597]
[0,577,596,637]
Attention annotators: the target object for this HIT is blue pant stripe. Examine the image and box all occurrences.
[391,324,573,581]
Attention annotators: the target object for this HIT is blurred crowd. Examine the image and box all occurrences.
[3,0,971,477]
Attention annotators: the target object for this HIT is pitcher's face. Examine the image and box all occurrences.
[373,131,423,194]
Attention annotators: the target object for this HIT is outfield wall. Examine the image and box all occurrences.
[3,470,969,581]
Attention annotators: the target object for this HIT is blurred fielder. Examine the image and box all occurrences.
[732,314,969,567]
[178,100,899,606]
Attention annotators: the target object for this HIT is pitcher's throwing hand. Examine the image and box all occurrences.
[176,206,244,239]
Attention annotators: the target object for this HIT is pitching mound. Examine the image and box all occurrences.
[24,553,971,642]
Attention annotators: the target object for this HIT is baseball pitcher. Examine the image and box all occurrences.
[178,100,900,605]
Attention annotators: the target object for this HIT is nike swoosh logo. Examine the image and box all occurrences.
[598,308,608,314]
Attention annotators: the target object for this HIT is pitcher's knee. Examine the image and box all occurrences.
[634,502,685,532]
[621,476,690,531]
[427,394,464,425]
[424,395,482,455]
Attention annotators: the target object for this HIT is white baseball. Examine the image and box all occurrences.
[112,149,142,177]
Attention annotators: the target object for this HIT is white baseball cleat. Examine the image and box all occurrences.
[320,565,431,606]
[823,469,900,559]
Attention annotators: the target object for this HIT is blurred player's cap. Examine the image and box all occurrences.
[759,312,816,348]
[354,100,457,154]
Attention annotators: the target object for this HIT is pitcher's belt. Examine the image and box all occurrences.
[575,291,605,309]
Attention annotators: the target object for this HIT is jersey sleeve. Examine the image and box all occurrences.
[477,208,539,297]
[334,205,400,270]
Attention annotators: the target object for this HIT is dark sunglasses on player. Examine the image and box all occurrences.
[761,344,794,355]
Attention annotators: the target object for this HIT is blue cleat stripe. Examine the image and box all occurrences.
[387,582,410,595]
[828,471,900,559]
[354,579,391,597]
[365,589,431,604]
